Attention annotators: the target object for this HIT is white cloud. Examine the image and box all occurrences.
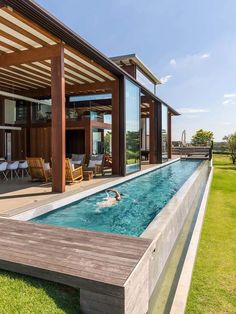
[170,58,176,65]
[222,99,236,107]
[171,52,211,69]
[224,93,236,98]
[221,122,232,126]
[177,107,209,114]
[200,53,211,59]
[160,74,172,84]
[223,99,231,105]
[222,93,236,106]
[185,114,200,119]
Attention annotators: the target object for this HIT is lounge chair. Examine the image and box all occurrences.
[65,158,83,183]
[7,161,19,180]
[71,154,86,168]
[0,162,8,181]
[85,154,105,176]
[27,157,52,182]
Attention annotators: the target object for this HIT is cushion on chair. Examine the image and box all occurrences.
[44,162,50,170]
[88,160,96,168]
[72,154,84,162]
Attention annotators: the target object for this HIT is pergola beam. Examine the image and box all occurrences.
[20,81,115,98]
[0,44,61,67]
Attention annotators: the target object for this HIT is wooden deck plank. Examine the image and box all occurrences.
[0,218,152,297]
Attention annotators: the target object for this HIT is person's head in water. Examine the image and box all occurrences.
[107,189,122,201]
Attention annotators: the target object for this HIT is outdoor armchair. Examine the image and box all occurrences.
[85,154,105,176]
[65,158,83,183]
[27,157,52,182]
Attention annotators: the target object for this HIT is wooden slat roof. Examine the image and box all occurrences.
[0,5,115,94]
[0,0,179,115]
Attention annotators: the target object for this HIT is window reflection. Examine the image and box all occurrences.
[125,79,141,174]
[136,68,155,94]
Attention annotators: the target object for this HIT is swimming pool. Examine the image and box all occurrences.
[32,160,201,237]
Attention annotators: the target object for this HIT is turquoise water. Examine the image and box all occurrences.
[32,160,201,237]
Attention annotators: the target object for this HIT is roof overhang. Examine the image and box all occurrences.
[110,53,161,85]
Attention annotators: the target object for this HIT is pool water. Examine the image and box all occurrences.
[32,160,201,237]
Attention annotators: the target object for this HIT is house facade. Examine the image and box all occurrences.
[0,0,179,193]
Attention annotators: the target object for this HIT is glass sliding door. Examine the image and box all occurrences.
[125,79,141,174]
[162,104,168,162]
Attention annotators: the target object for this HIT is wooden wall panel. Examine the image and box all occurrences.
[30,127,51,162]
[11,129,27,160]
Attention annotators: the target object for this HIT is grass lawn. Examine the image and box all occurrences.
[186,154,236,313]
[0,271,80,314]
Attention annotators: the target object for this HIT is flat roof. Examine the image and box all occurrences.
[110,53,161,85]
[0,0,179,115]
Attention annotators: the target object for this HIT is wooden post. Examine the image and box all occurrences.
[85,121,92,160]
[51,44,65,193]
[150,101,162,164]
[112,80,120,175]
[0,96,5,157]
[157,102,162,163]
[149,101,157,164]
[168,111,172,159]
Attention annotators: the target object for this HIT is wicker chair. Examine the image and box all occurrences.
[71,154,86,169]
[26,157,51,182]
[85,154,105,176]
[65,158,83,183]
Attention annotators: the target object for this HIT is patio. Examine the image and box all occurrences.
[0,163,156,218]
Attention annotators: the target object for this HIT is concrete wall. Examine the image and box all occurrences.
[141,160,210,298]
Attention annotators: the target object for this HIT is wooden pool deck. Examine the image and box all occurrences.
[0,163,157,218]
[0,218,153,313]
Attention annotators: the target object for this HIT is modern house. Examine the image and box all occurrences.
[0,0,179,193]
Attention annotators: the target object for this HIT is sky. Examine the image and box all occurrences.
[37,0,236,141]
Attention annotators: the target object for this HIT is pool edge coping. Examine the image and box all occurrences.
[169,164,214,314]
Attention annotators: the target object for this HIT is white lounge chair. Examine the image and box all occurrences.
[0,162,8,181]
[18,160,29,178]
[7,161,19,180]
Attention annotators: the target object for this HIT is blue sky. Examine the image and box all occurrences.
[37,0,236,141]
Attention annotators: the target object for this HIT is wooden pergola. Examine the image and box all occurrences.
[0,0,179,194]
[0,3,121,193]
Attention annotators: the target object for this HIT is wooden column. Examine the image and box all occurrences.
[0,96,5,157]
[157,102,162,163]
[51,45,65,193]
[112,80,120,175]
[168,111,172,159]
[85,121,92,160]
[149,101,162,164]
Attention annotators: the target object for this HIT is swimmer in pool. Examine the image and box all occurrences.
[96,189,122,207]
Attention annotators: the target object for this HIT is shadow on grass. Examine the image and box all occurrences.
[0,270,81,313]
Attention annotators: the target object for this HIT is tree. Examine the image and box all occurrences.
[223,132,236,164]
[191,129,214,146]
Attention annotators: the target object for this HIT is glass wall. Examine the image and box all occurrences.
[92,128,112,155]
[125,79,141,174]
[162,104,168,162]
[136,68,156,94]
[32,103,51,123]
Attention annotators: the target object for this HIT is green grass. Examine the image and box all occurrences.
[186,155,236,313]
[0,271,80,314]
